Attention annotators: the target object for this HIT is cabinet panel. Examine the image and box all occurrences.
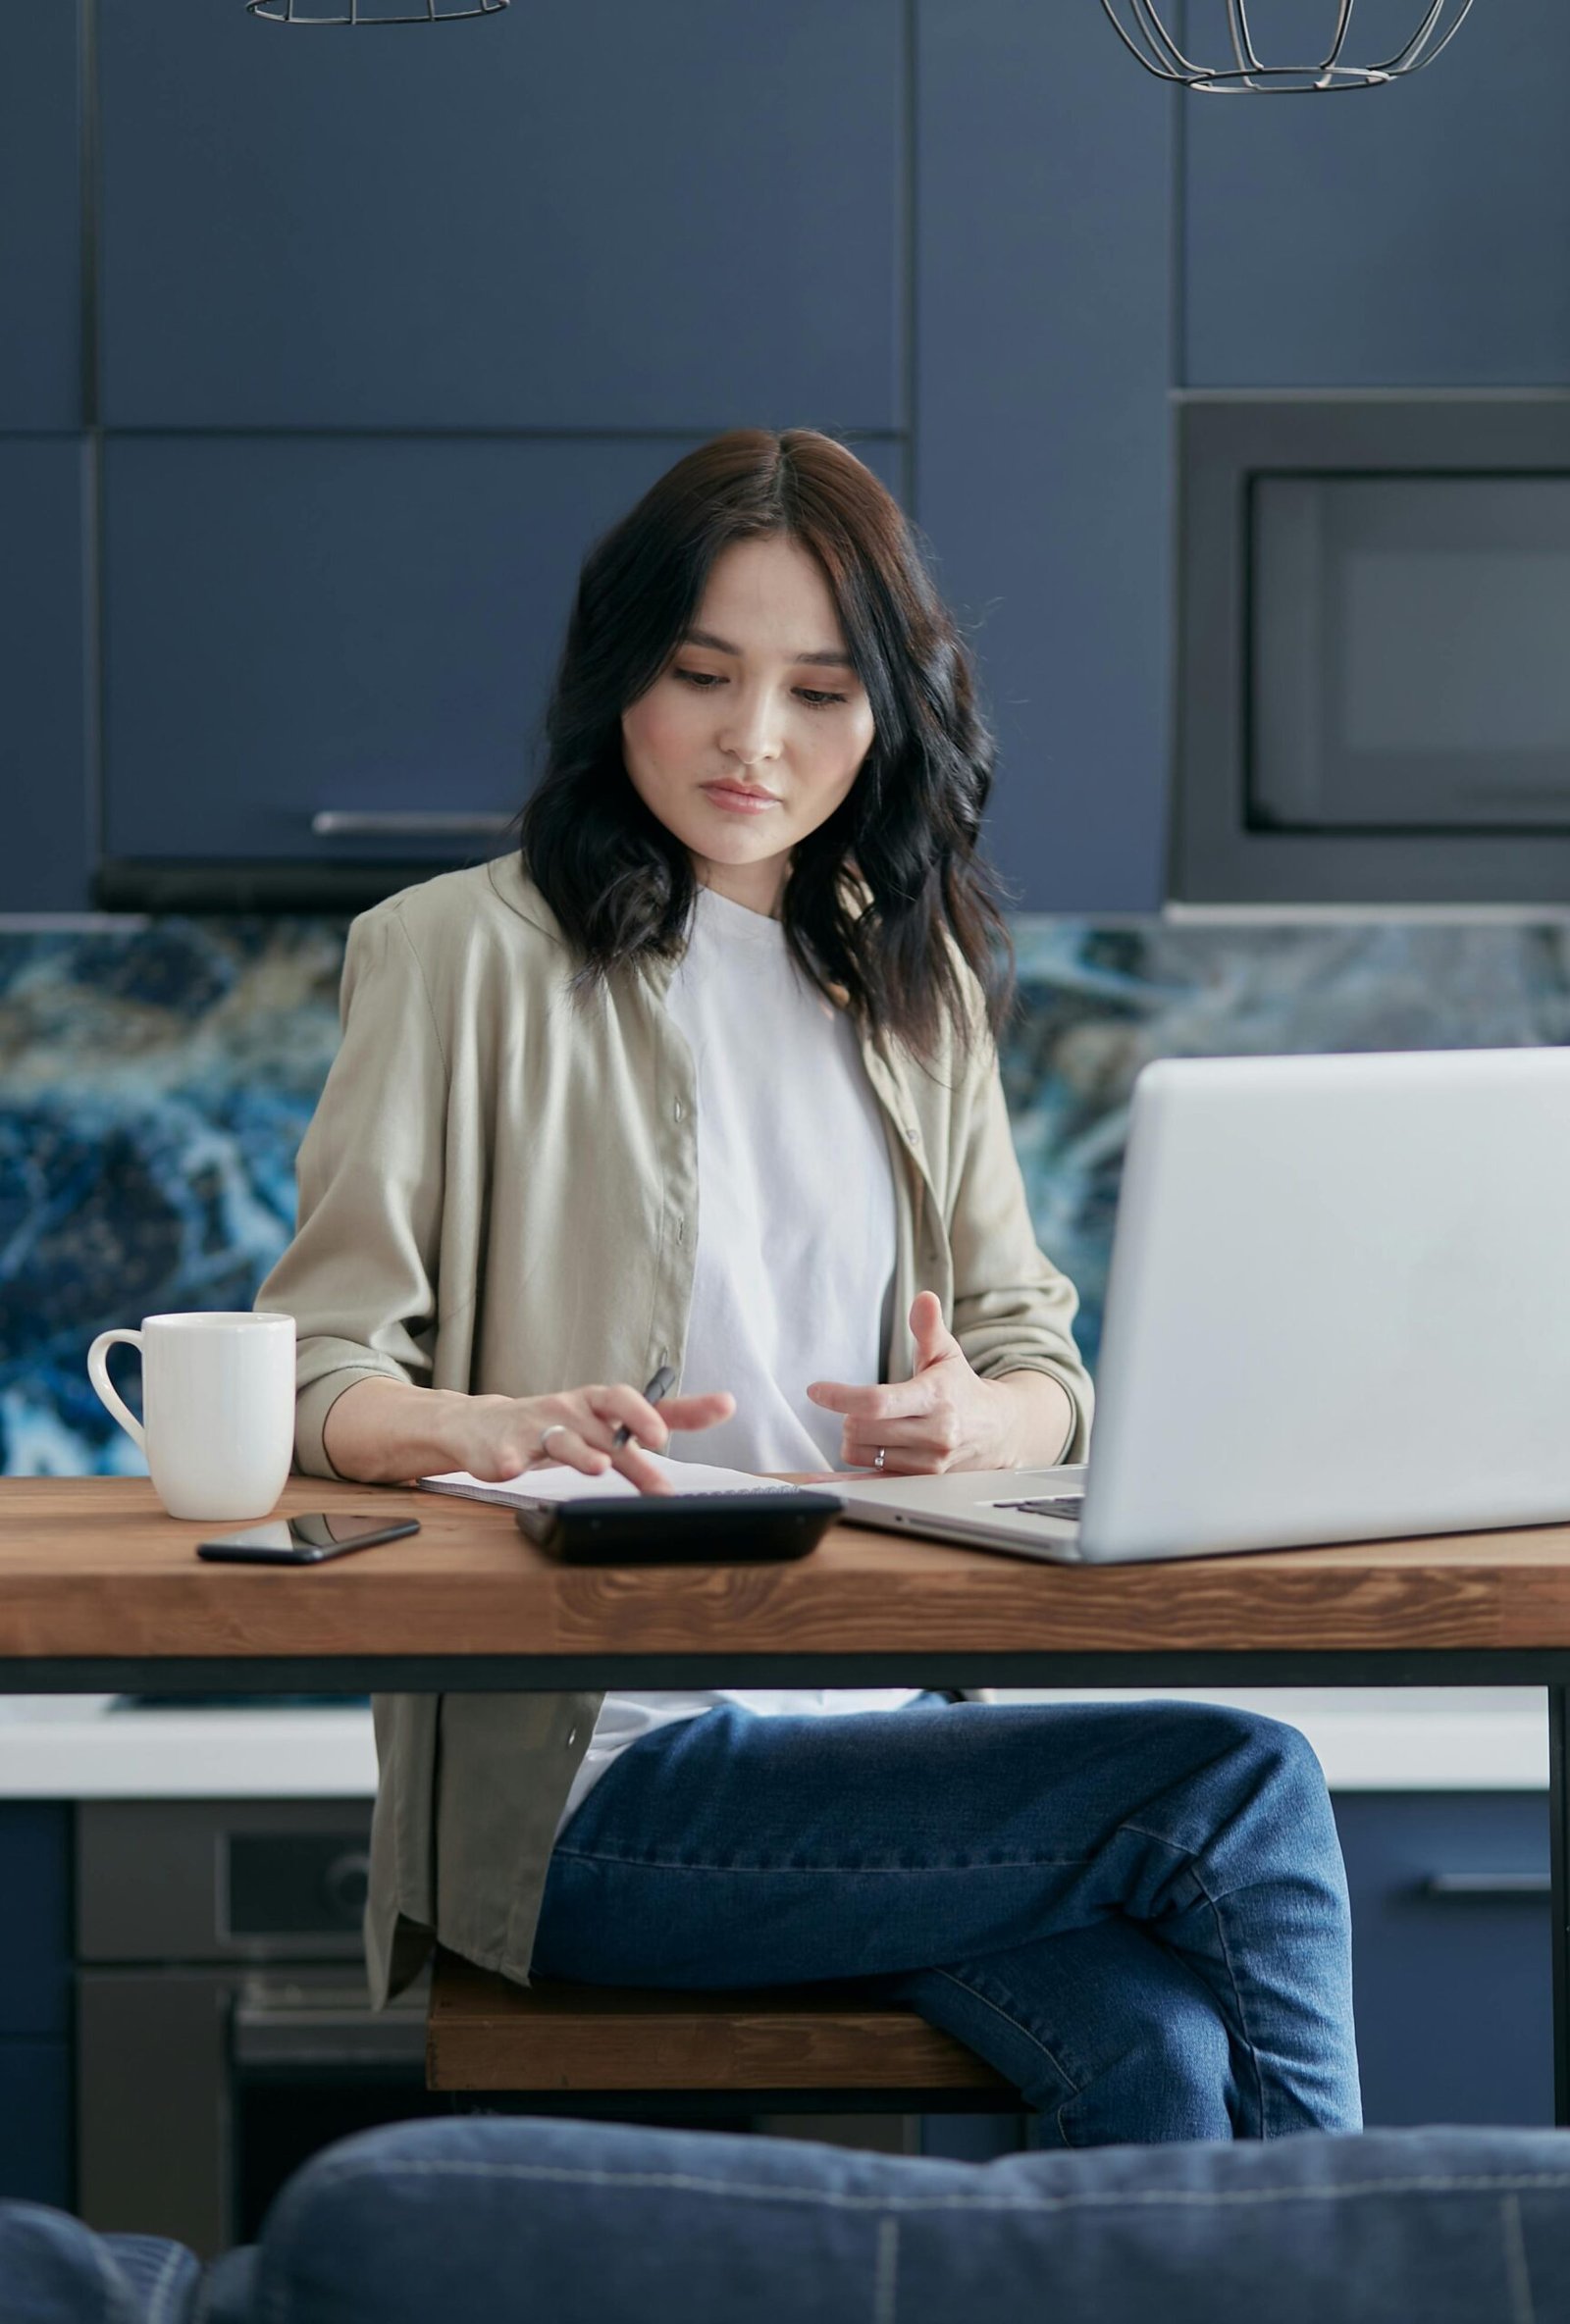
[0,2040,72,2209]
[0,442,91,912]
[98,0,902,433]
[0,1807,72,2040]
[1183,0,1570,387]
[0,4,81,431]
[915,1,1173,912]
[102,434,902,864]
[1335,1794,1551,2128]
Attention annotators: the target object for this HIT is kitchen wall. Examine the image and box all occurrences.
[7,906,1568,1475]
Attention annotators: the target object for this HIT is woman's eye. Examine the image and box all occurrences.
[671,668,846,708]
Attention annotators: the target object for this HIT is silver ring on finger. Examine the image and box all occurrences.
[873,1446,887,1472]
[539,1422,569,1459]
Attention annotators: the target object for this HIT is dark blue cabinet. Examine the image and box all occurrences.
[0,440,91,913]
[915,1,1174,913]
[1335,1793,1551,2129]
[98,0,903,435]
[101,433,902,868]
[0,1806,73,2210]
[0,2040,74,2210]
[17,0,1570,919]
[0,1805,72,2038]
[0,6,81,432]
[1183,1,1570,387]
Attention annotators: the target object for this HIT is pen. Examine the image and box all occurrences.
[613,1363,678,1449]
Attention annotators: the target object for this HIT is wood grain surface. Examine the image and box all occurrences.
[3,1474,1570,1662]
[426,1948,1009,2093]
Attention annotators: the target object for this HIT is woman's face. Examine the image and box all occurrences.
[620,534,876,916]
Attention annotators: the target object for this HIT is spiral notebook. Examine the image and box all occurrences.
[418,1455,812,1510]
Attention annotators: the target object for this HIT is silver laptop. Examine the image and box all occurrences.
[837,1047,1570,1565]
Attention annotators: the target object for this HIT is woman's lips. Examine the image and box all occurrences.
[700,781,780,815]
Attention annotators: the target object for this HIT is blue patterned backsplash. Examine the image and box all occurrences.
[4,911,1568,1476]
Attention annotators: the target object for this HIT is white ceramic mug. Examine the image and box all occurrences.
[86,1311,296,1522]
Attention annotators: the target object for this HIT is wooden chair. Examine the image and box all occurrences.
[426,1946,1016,2119]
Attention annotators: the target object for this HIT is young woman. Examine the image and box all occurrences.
[259,430,1360,2145]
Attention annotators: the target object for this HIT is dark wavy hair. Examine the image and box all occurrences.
[519,429,1011,1057]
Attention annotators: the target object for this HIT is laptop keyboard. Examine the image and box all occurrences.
[994,1493,1085,1523]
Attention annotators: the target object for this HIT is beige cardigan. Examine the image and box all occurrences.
[257,857,1094,2003]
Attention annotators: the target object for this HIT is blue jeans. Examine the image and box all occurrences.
[532,1695,1362,2147]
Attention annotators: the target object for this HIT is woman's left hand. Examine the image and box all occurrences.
[807,1291,1025,1475]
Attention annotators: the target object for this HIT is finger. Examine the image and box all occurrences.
[612,1394,733,1488]
[607,1443,677,1496]
[658,1391,736,1431]
[529,1418,673,1497]
[807,1378,932,1421]
[842,1442,940,1478]
[910,1290,961,1369]
[525,1423,611,1478]
[578,1385,734,1452]
[587,1383,675,1453]
[843,1427,954,1473]
[842,1412,950,1454]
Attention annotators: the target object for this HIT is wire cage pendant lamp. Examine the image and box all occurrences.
[1100,0,1476,90]
[246,0,507,23]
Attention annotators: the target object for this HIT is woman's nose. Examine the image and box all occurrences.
[717,690,784,765]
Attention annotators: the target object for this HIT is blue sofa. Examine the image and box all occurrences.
[5,2115,1570,2322]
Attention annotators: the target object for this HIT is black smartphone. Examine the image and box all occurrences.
[512,1489,842,1566]
[196,1513,421,1564]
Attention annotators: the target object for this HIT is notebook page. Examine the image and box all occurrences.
[418,1454,805,1509]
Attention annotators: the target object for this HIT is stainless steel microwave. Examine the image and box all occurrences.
[1174,394,1570,908]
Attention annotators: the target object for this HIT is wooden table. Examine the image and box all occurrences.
[9,1473,1570,2118]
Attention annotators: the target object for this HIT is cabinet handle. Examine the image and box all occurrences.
[233,1980,427,2069]
[1420,1872,1550,1897]
[310,810,514,838]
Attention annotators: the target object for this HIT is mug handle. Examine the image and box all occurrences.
[86,1329,147,1454]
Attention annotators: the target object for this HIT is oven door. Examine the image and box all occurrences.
[78,1964,429,2254]
[75,1797,431,2256]
[1251,474,1570,833]
[1174,391,1570,906]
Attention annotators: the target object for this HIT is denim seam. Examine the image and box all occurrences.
[143,2241,188,2324]
[1120,1819,1268,2135]
[550,1848,1095,1876]
[84,2230,123,2323]
[872,2215,899,2324]
[925,1964,1085,2134]
[1501,2191,1537,2324]
[280,2157,1570,2221]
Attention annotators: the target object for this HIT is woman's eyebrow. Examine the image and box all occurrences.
[683,626,854,669]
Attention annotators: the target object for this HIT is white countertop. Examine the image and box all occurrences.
[995,1689,1550,1791]
[0,1700,380,1797]
[0,1688,1548,1797]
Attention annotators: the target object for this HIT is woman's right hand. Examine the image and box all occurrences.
[449,1382,736,1496]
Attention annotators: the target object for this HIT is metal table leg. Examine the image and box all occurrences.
[1550,1685,1570,2125]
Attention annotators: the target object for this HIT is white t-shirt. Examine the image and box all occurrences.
[555,885,918,1835]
